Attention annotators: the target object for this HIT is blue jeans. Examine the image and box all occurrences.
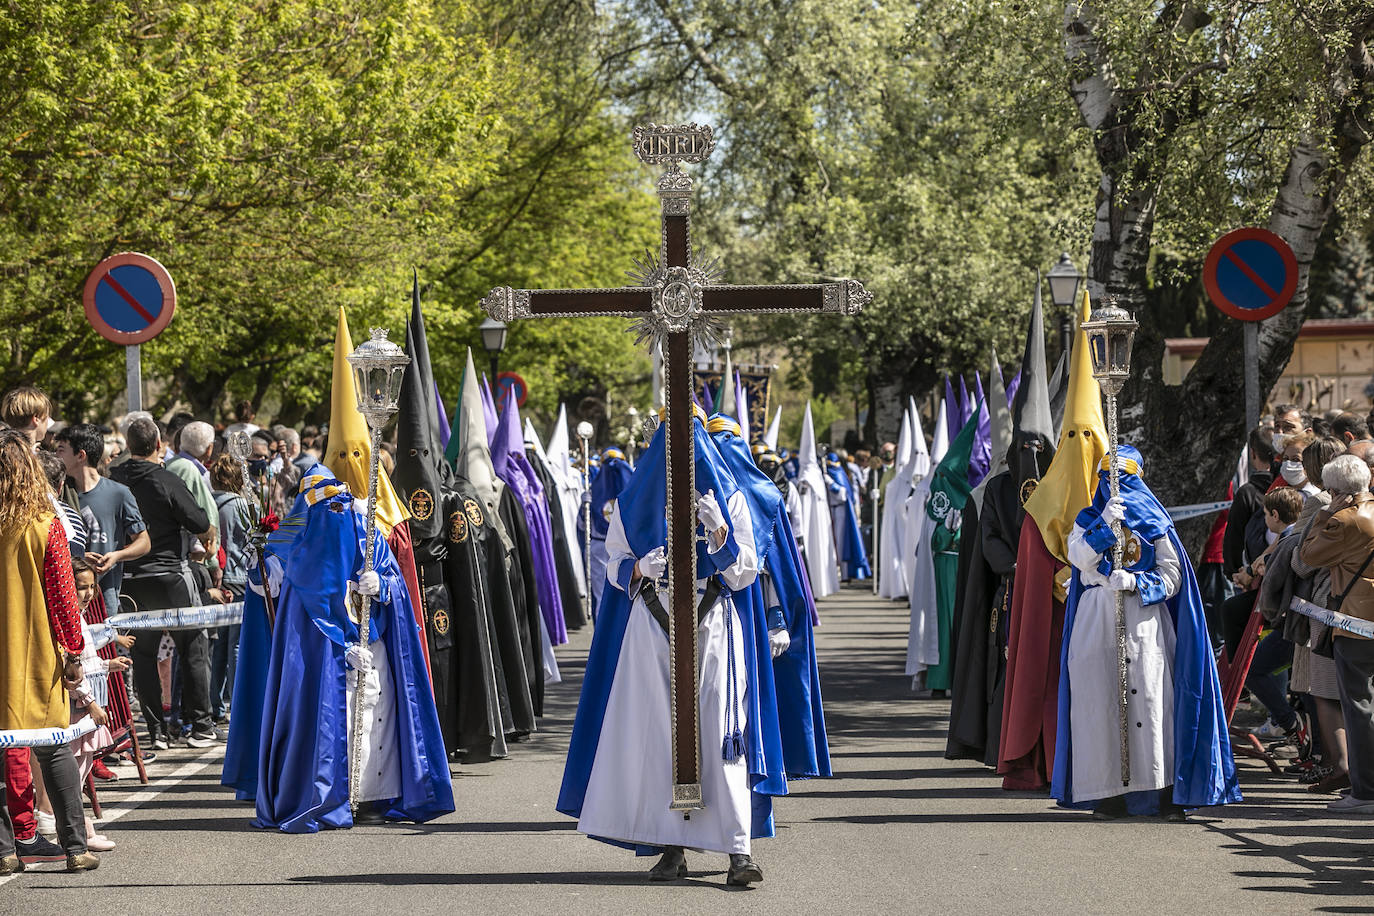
[209,624,240,719]
[1246,629,1296,730]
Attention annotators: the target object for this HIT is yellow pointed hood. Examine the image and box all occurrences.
[325,306,410,535]
[1024,288,1106,563]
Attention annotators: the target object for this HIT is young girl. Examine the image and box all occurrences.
[68,557,131,852]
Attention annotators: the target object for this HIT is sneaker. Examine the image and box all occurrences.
[150,732,169,750]
[186,728,218,748]
[86,835,116,852]
[16,835,65,862]
[91,759,118,781]
[0,854,23,876]
[35,811,56,839]
[1248,719,1293,742]
[1300,764,1333,786]
[1327,794,1374,813]
[66,852,99,872]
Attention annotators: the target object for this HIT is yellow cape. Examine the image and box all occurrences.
[324,307,410,535]
[1024,288,1107,563]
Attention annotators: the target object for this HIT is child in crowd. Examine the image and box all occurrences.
[67,558,132,852]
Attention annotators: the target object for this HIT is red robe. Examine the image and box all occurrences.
[387,520,431,681]
[997,520,1065,791]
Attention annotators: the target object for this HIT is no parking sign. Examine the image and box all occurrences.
[81,252,176,411]
[1202,228,1297,321]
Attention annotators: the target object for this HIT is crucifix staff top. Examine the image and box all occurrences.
[479,122,869,812]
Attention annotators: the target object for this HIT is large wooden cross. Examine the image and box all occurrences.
[480,123,869,810]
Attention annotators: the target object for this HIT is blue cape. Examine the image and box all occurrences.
[252,483,454,832]
[556,418,786,849]
[825,453,871,580]
[711,418,831,779]
[1051,446,1240,812]
[582,451,633,541]
[221,464,318,801]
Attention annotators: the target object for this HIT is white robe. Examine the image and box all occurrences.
[796,462,839,599]
[903,475,937,678]
[346,637,401,803]
[1064,524,1180,802]
[578,491,759,855]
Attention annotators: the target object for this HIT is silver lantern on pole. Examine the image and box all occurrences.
[1080,295,1138,787]
[577,419,595,623]
[344,327,410,813]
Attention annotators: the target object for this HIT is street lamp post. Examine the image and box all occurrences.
[1047,253,1083,359]
[576,419,595,623]
[479,315,508,385]
[344,327,410,813]
[1081,296,1138,788]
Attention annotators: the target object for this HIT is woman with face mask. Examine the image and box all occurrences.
[1279,433,1321,497]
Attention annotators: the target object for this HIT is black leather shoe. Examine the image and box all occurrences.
[648,846,687,881]
[352,803,386,826]
[1092,795,1129,820]
[726,853,763,886]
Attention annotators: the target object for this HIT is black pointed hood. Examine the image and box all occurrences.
[1009,273,1056,500]
[1047,348,1069,446]
[393,271,447,544]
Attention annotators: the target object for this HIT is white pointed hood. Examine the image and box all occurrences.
[909,396,931,481]
[765,406,782,451]
[929,397,949,466]
[455,347,504,513]
[795,400,839,598]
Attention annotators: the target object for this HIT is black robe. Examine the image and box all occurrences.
[498,487,544,723]
[529,451,587,631]
[945,472,1019,767]
[428,478,517,762]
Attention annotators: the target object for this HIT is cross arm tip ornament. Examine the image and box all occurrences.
[480,286,531,322]
[823,278,873,316]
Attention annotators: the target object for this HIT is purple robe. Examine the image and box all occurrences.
[491,394,569,647]
[944,376,961,441]
[435,382,451,448]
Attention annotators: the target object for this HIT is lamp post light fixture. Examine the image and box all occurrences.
[343,326,410,814]
[1047,252,1084,358]
[1080,296,1138,790]
[479,315,508,382]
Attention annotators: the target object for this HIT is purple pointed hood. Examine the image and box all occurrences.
[969,371,991,488]
[435,382,451,448]
[492,392,569,646]
[480,374,499,447]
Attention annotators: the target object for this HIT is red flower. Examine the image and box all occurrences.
[260,513,280,532]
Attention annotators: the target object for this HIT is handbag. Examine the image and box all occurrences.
[1324,547,1374,620]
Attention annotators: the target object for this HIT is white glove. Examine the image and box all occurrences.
[355,570,381,597]
[265,555,284,598]
[344,643,373,673]
[769,627,791,658]
[945,507,963,532]
[1108,569,1137,592]
[697,489,728,532]
[637,546,667,581]
[1101,497,1127,525]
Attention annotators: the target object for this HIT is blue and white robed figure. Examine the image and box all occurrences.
[825,451,871,581]
[253,472,454,832]
[1052,445,1240,817]
[580,448,634,615]
[558,406,778,883]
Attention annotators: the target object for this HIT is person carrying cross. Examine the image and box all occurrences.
[558,404,774,886]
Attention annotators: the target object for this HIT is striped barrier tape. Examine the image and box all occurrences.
[108,602,244,632]
[0,716,98,749]
[1165,500,1232,523]
[1290,596,1374,640]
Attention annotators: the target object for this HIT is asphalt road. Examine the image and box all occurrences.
[4,585,1372,914]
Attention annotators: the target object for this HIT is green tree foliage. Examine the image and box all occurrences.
[0,0,653,427]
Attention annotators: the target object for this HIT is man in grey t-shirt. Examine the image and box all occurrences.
[56,423,150,612]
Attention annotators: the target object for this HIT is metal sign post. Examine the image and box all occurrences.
[125,344,143,413]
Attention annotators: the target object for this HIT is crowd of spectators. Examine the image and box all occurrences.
[0,387,322,874]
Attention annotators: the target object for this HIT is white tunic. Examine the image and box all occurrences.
[1064,524,1180,802]
[346,637,401,803]
[795,462,839,600]
[578,491,759,855]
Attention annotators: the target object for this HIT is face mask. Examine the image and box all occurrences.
[1271,433,1286,455]
[248,457,269,477]
[1280,460,1306,486]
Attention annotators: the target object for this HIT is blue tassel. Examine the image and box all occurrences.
[722,729,746,762]
[722,736,735,761]
[732,730,747,760]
